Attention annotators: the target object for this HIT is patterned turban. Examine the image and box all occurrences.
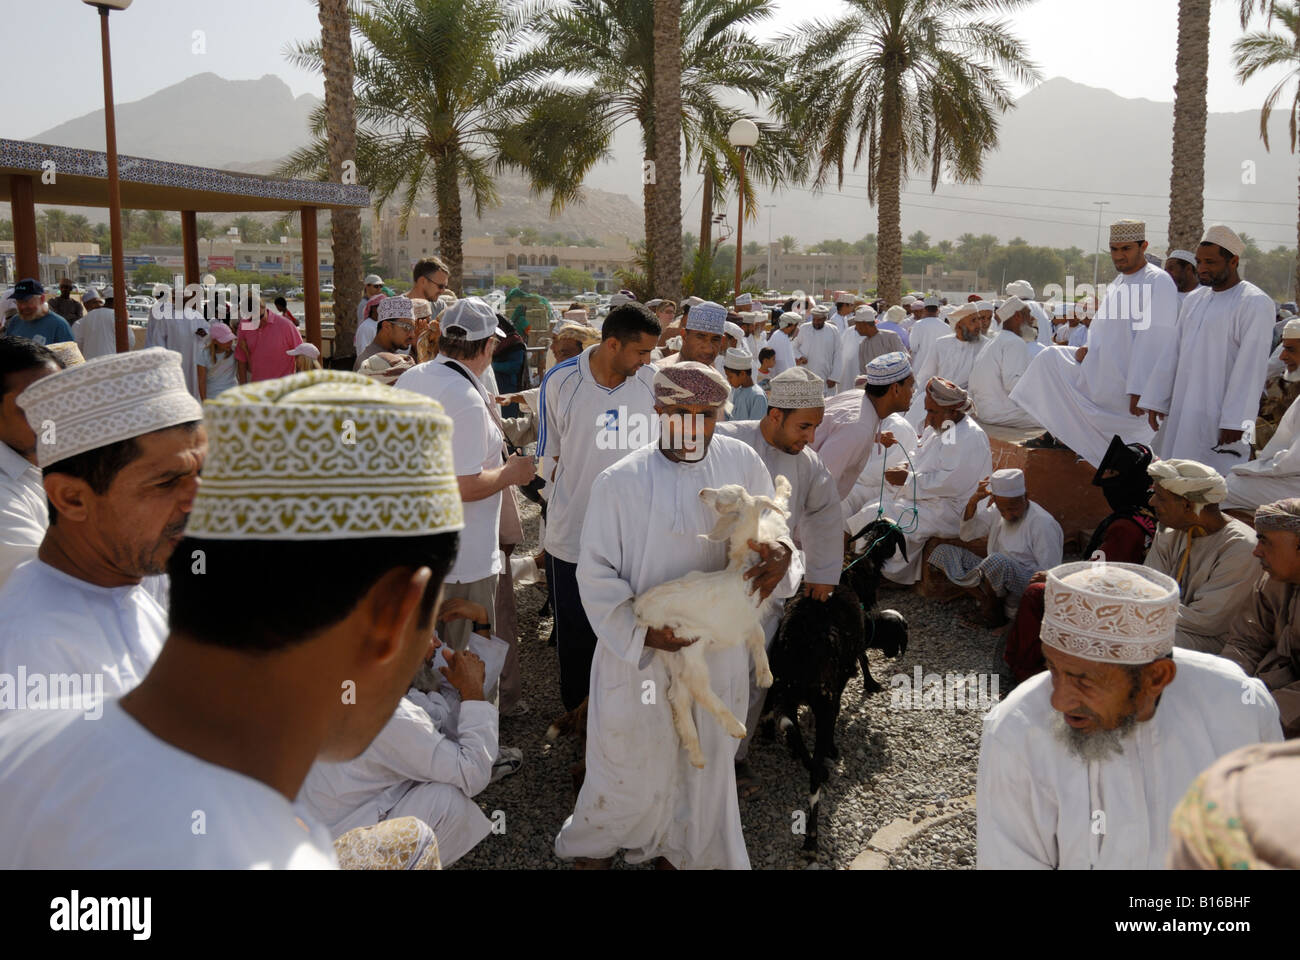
[1148,459,1226,505]
[926,376,973,413]
[1256,498,1300,535]
[652,360,730,408]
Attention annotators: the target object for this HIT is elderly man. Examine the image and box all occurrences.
[716,366,841,797]
[848,377,992,585]
[795,306,842,395]
[1140,226,1276,474]
[1217,499,1300,738]
[0,349,204,704]
[909,296,949,374]
[0,370,465,868]
[555,361,800,869]
[354,296,416,371]
[1142,460,1259,654]
[537,302,662,710]
[659,300,727,370]
[721,348,767,422]
[855,305,907,374]
[973,301,996,339]
[3,279,74,346]
[875,304,912,350]
[968,297,1041,430]
[977,561,1281,869]
[1164,249,1200,303]
[809,352,914,502]
[0,339,62,587]
[928,468,1063,627]
[905,304,984,430]
[1012,220,1178,466]
[1226,321,1300,510]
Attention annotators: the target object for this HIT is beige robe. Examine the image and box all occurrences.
[1143,519,1259,654]
[1220,576,1300,739]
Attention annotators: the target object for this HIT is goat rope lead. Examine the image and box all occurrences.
[841,436,922,575]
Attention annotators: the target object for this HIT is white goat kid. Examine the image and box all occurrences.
[632,475,793,768]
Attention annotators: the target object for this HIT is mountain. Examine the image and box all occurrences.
[26,73,321,170]
[13,73,1298,252]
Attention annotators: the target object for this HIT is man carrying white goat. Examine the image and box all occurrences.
[554,361,800,870]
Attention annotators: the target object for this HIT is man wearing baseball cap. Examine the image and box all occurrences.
[2,280,74,347]
[357,273,386,329]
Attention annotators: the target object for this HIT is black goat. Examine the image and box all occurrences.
[764,517,910,855]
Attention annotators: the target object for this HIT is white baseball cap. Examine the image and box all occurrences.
[441,297,507,341]
[364,274,384,286]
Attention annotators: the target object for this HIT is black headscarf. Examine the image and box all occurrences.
[1085,435,1157,558]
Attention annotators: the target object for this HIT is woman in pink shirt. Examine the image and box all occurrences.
[235,296,304,383]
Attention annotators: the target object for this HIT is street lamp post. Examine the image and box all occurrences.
[728,119,759,300]
[765,202,775,293]
[1092,200,1110,288]
[84,0,133,352]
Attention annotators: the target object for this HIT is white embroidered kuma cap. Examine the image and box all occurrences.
[17,347,203,468]
[1041,562,1179,664]
[186,370,463,540]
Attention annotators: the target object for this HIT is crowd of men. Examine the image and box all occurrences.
[0,219,1297,870]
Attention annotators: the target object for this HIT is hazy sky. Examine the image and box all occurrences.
[3,0,1290,139]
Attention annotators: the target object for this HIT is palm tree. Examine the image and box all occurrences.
[43,209,68,246]
[142,210,168,244]
[314,0,363,357]
[519,0,805,294]
[283,0,582,294]
[651,0,685,300]
[775,0,1039,305]
[779,234,799,253]
[1167,0,1212,253]
[66,214,93,243]
[1234,0,1300,300]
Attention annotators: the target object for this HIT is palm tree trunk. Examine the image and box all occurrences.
[1167,0,1211,252]
[876,79,904,305]
[433,154,464,292]
[318,0,362,363]
[651,0,684,302]
[1294,163,1300,303]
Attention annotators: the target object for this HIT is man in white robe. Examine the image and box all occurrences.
[808,352,914,501]
[795,306,842,395]
[904,305,984,431]
[146,299,208,401]
[927,468,1063,625]
[847,377,992,585]
[848,410,919,524]
[1163,249,1200,306]
[0,339,61,588]
[1139,226,1277,475]
[0,370,466,868]
[977,561,1281,869]
[836,306,871,389]
[855,307,907,372]
[829,291,857,334]
[69,288,117,361]
[1226,320,1300,509]
[299,602,502,866]
[1011,220,1178,466]
[908,296,949,374]
[554,362,799,869]
[0,349,205,706]
[715,367,841,795]
[765,312,800,375]
[1143,460,1259,654]
[969,297,1041,430]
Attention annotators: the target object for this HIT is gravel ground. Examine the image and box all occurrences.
[454,499,1019,871]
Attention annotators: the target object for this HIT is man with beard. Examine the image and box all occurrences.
[927,468,1062,629]
[0,349,205,703]
[1012,220,1178,466]
[1139,226,1275,475]
[977,561,1281,869]
[1225,317,1300,510]
[1164,249,1200,305]
[716,366,841,798]
[904,304,984,430]
[794,305,841,395]
[554,361,798,869]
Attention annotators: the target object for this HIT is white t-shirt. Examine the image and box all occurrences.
[0,699,338,868]
[538,346,659,563]
[72,306,119,360]
[395,356,504,583]
[354,317,378,355]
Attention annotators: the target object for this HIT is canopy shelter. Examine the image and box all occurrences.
[0,138,369,351]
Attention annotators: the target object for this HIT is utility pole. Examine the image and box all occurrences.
[765,203,775,291]
[1092,200,1110,287]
